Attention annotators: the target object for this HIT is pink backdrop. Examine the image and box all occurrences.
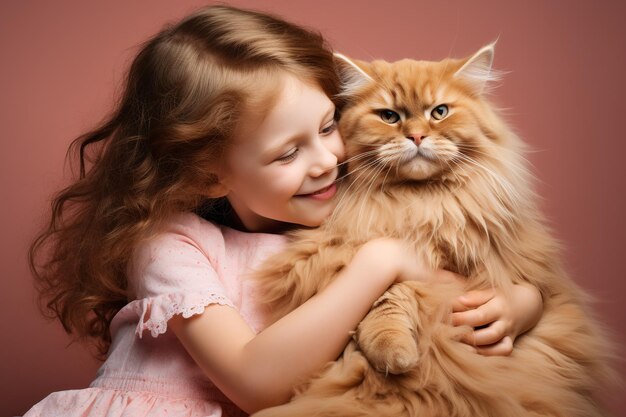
[2,1,624,415]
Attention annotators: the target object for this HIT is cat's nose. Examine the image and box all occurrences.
[406,133,425,145]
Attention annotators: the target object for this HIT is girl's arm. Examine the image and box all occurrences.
[451,283,543,356]
[170,238,440,413]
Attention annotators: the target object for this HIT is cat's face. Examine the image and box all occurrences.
[337,45,501,186]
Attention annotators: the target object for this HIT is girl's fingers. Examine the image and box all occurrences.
[451,297,469,312]
[451,301,500,327]
[475,336,514,357]
[458,342,478,354]
[466,321,506,346]
[457,289,495,308]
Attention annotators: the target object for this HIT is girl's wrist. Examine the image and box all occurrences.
[357,238,403,286]
[358,238,426,284]
[512,283,544,336]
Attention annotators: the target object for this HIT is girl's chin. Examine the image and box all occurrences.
[295,217,325,228]
[297,212,332,228]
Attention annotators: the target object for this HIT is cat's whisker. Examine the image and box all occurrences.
[394,155,402,178]
[334,152,382,180]
[337,150,381,168]
[449,153,500,187]
[333,168,384,230]
[471,144,531,180]
[455,144,499,158]
[331,165,377,221]
[454,153,507,191]
[357,163,387,228]
[456,142,523,163]
[456,144,521,165]
[333,167,377,192]
[334,157,382,184]
[438,154,468,186]
[446,155,472,180]
[335,154,386,183]
[453,154,520,217]
[379,163,394,195]
[341,159,384,193]
[455,142,498,150]
[327,157,387,228]
[455,143,532,188]
[328,157,385,229]
[455,153,520,200]
[348,140,387,147]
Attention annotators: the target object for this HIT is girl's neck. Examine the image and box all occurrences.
[227,210,299,235]
[196,197,299,235]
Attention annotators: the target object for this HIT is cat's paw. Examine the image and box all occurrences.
[358,328,419,375]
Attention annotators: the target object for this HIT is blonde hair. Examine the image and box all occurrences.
[29,5,340,356]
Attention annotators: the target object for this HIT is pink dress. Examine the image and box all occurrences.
[24,212,288,417]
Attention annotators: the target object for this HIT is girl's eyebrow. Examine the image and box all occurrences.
[321,104,336,123]
[263,103,336,160]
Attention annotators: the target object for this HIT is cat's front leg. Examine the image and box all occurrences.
[355,283,419,375]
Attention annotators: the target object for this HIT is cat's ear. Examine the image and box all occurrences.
[334,53,374,97]
[454,43,500,94]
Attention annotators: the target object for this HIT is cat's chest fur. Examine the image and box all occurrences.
[331,182,495,277]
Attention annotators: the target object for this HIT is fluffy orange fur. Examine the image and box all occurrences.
[251,45,616,417]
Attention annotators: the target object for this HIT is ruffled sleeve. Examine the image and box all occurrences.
[122,291,234,338]
[118,214,236,338]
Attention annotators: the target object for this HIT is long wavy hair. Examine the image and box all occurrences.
[29,5,340,357]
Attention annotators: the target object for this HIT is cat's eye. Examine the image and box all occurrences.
[431,105,449,120]
[379,109,400,124]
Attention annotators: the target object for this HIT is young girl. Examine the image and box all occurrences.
[26,5,543,417]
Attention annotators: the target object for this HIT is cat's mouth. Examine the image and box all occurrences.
[391,138,447,181]
[414,147,438,162]
[399,139,438,164]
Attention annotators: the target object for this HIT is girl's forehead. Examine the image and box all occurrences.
[234,73,333,146]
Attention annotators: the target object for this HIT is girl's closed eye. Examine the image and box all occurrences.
[275,117,337,164]
[277,148,299,163]
[320,119,337,136]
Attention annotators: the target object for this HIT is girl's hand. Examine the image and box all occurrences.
[364,238,462,284]
[361,238,431,283]
[451,283,543,356]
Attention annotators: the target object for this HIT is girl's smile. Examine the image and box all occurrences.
[295,182,337,201]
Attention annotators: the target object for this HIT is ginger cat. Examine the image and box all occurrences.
[251,45,615,417]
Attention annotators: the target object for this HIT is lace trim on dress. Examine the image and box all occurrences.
[121,291,235,338]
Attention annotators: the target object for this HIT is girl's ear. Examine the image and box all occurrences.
[333,53,374,97]
[205,171,230,198]
[206,182,229,198]
[454,42,501,94]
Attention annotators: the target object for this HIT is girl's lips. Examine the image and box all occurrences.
[299,183,337,201]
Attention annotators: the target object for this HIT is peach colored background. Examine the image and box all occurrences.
[2,0,625,415]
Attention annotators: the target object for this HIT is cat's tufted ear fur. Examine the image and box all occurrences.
[334,53,374,97]
[454,43,501,94]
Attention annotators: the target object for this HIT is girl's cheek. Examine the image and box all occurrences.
[270,165,302,192]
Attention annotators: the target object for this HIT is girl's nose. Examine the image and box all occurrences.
[309,141,338,178]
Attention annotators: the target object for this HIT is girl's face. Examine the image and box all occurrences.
[220,74,345,232]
